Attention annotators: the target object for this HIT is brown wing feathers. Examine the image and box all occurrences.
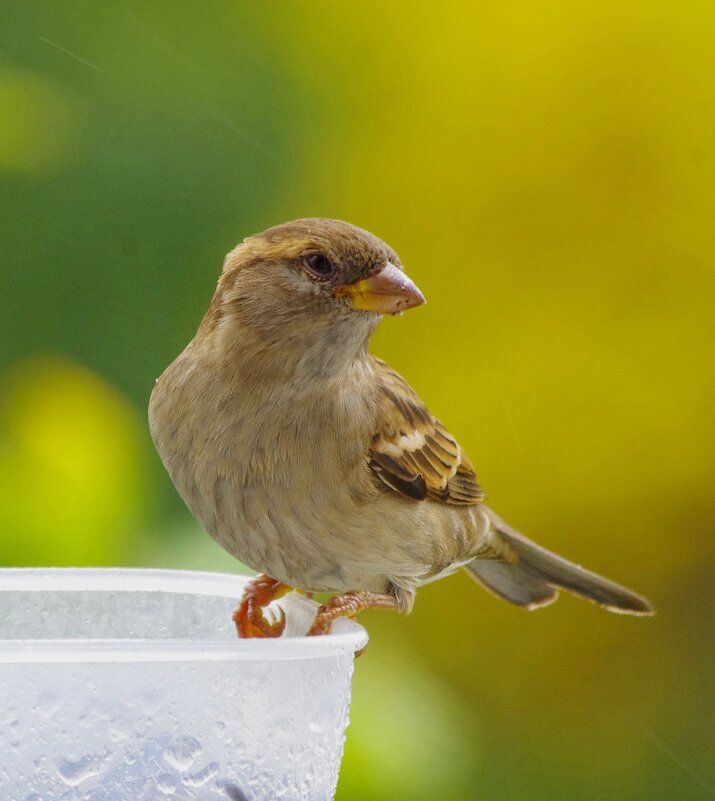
[369,450,428,500]
[368,359,485,506]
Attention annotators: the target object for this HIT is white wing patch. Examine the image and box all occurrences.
[380,429,427,458]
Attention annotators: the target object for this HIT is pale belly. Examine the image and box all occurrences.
[149,356,488,605]
[179,466,437,594]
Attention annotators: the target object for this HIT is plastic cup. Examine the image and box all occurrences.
[0,568,367,801]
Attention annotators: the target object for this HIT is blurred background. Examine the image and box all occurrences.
[1,2,713,799]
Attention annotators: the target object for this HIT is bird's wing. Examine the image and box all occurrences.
[368,358,485,505]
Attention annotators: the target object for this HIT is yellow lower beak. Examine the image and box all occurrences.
[334,262,426,315]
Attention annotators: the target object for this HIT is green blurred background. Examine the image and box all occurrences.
[2,2,713,799]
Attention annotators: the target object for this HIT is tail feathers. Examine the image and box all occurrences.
[466,559,559,610]
[465,508,654,616]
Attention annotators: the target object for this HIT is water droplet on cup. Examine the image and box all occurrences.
[57,753,107,787]
[163,736,201,771]
[156,773,177,794]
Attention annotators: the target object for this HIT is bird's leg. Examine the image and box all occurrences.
[233,574,291,639]
[307,591,398,636]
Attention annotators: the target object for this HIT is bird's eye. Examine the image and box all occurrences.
[305,253,334,279]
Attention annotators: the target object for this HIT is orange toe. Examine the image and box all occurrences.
[233,575,291,639]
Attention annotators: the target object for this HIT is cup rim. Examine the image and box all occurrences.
[0,567,369,663]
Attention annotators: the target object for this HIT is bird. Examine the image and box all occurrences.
[148,218,653,638]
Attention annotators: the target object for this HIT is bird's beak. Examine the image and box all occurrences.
[334,262,426,315]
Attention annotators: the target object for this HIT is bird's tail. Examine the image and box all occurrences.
[464,507,653,615]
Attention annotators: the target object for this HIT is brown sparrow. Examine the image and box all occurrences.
[149,218,653,638]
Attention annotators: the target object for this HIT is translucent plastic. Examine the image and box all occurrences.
[0,568,368,801]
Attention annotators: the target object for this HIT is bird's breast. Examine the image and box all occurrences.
[150,353,472,593]
[152,358,380,580]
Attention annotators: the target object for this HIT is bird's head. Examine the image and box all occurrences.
[200,219,425,376]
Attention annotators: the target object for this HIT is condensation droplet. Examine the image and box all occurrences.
[156,772,177,795]
[163,736,201,771]
[182,761,219,788]
[57,752,108,787]
[36,691,63,720]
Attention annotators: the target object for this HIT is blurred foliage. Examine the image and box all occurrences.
[1,2,713,799]
[0,356,147,565]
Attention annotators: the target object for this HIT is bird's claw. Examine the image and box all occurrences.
[233,575,290,639]
[307,590,398,640]
[245,602,286,638]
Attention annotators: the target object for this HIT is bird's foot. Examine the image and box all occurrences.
[233,575,291,639]
[307,591,398,637]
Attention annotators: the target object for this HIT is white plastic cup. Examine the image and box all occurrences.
[0,568,367,801]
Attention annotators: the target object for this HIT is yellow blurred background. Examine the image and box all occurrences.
[1,2,713,798]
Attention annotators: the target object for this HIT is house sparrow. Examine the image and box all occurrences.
[149,218,653,638]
